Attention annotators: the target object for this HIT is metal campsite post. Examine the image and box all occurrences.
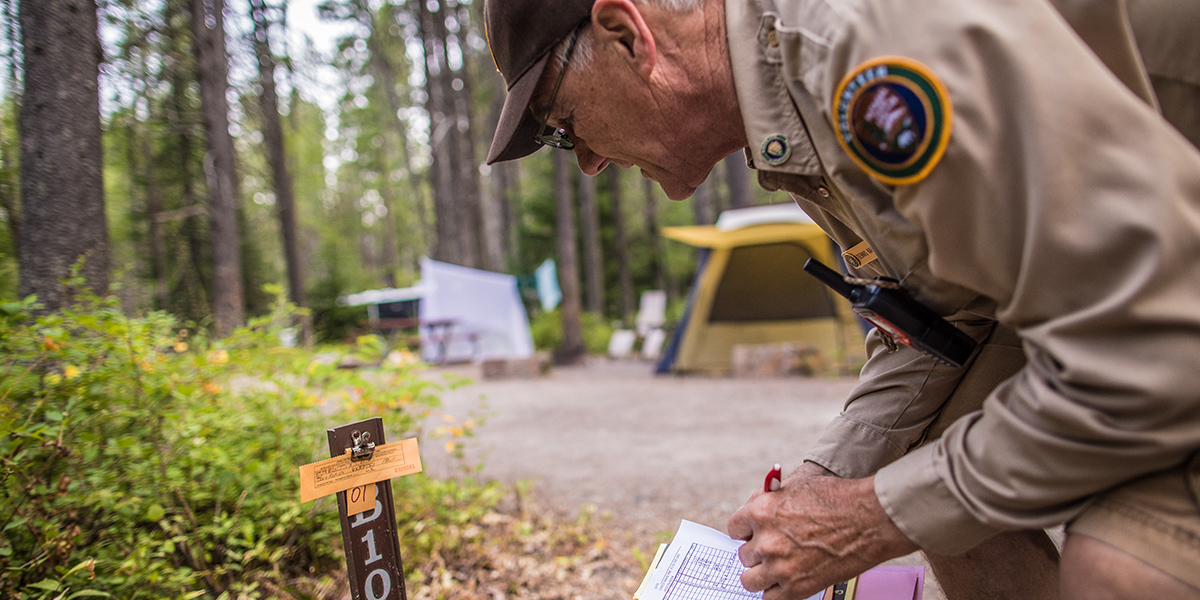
[327,417,407,600]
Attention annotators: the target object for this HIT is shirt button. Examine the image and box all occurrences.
[817,186,831,198]
[766,30,779,47]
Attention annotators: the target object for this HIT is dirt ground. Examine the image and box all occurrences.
[420,358,947,600]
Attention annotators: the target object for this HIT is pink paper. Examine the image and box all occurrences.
[854,565,924,600]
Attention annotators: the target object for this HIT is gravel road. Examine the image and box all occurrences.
[420,358,946,599]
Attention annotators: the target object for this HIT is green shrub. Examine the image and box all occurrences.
[528,310,613,355]
[0,280,489,599]
[581,312,614,355]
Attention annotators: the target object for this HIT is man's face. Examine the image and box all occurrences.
[530,33,726,200]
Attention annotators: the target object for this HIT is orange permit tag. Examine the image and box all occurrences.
[298,438,422,503]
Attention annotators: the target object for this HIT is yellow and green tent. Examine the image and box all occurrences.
[656,205,866,374]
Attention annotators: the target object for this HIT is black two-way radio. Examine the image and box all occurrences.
[804,258,976,367]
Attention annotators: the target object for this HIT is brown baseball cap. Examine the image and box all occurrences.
[485,0,594,164]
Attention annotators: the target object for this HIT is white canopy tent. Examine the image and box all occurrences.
[339,259,535,364]
[417,258,535,363]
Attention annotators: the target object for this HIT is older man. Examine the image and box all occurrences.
[484,0,1200,598]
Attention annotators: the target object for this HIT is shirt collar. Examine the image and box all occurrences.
[725,0,822,177]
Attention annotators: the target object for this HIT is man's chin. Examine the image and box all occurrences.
[640,169,698,201]
[663,185,698,201]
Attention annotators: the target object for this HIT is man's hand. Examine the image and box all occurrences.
[727,469,919,599]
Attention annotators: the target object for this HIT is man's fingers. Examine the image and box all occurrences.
[727,505,755,541]
[737,537,761,568]
[728,489,769,541]
[739,563,775,593]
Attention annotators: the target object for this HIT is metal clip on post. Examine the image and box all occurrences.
[350,430,375,462]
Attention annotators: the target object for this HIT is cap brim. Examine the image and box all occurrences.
[487,52,551,164]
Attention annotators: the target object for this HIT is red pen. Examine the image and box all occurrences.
[764,463,782,492]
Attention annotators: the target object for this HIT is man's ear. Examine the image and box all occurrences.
[592,0,656,79]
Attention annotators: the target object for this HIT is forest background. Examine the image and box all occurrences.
[0,0,791,347]
[0,0,802,597]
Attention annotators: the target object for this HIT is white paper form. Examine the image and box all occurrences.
[639,520,824,600]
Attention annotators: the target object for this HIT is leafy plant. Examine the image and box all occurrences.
[528,309,613,355]
[0,281,474,599]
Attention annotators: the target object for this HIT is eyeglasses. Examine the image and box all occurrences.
[534,22,586,150]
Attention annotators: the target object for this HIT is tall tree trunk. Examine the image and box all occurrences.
[643,178,672,299]
[166,45,211,322]
[143,135,169,312]
[579,172,603,313]
[607,168,635,321]
[693,179,716,226]
[190,0,244,336]
[481,78,509,272]
[361,0,421,280]
[17,0,108,311]
[501,161,521,268]
[554,152,585,363]
[375,126,400,286]
[480,172,506,272]
[250,0,308,315]
[417,0,459,266]
[435,0,480,267]
[724,152,753,209]
[129,43,169,312]
[0,0,19,261]
[449,0,485,269]
[488,72,520,269]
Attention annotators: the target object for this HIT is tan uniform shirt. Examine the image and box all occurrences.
[727,0,1200,553]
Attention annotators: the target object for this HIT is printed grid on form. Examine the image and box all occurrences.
[663,543,761,600]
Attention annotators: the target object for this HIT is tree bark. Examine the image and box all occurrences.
[453,0,487,269]
[250,0,307,313]
[360,0,420,280]
[139,128,169,312]
[417,0,459,266]
[0,0,18,261]
[554,152,585,362]
[692,179,716,226]
[579,172,603,313]
[17,0,109,311]
[724,152,753,209]
[481,73,509,272]
[438,0,481,267]
[501,161,521,268]
[190,0,244,335]
[165,21,212,322]
[607,168,635,321]
[643,177,672,299]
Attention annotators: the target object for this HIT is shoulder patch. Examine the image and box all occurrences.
[833,57,952,186]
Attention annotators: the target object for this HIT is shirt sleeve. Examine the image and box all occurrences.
[805,317,1007,478]
[810,0,1200,553]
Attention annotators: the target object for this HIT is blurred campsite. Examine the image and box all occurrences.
[0,0,860,371]
[0,1,869,598]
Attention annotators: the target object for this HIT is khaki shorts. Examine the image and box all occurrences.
[1067,456,1200,590]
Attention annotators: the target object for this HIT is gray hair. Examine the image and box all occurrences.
[552,0,704,71]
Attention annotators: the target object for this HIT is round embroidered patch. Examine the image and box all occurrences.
[833,57,952,186]
[760,134,791,166]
